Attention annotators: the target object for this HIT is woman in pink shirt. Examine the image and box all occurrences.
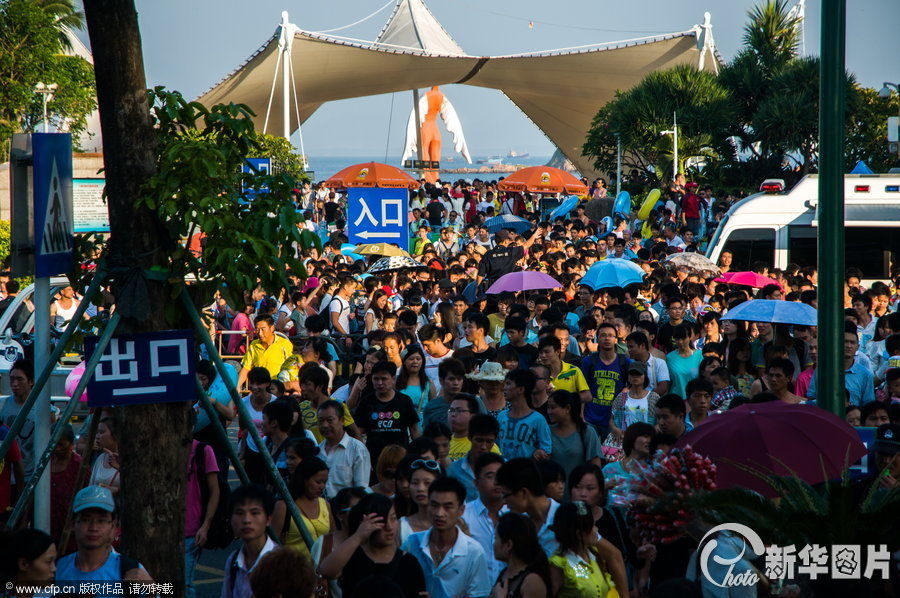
[228,300,255,356]
[794,338,817,398]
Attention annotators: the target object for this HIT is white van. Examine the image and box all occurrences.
[705,174,900,282]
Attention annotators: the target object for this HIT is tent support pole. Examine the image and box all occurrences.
[616,134,622,196]
[413,88,424,178]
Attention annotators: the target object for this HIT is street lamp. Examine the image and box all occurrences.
[33,82,58,133]
[661,112,679,181]
[879,82,900,150]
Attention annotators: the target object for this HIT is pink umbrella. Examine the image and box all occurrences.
[714,271,781,289]
[675,402,867,497]
[485,271,561,294]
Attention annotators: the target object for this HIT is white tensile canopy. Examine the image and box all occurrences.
[196,0,720,178]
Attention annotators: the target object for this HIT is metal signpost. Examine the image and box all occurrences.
[9,132,74,530]
[817,0,846,417]
[346,187,410,250]
[84,330,195,407]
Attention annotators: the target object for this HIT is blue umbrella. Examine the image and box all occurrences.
[721,299,817,326]
[549,195,580,220]
[580,258,645,290]
[485,214,532,234]
[340,243,364,261]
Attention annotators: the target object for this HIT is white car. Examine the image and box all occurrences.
[0,276,79,403]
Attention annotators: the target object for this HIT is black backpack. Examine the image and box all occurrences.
[193,442,233,550]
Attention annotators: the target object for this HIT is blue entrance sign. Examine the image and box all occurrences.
[850,426,877,479]
[85,330,196,407]
[347,187,409,251]
[241,157,271,202]
[32,133,74,277]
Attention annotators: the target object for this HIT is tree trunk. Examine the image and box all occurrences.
[82,1,189,593]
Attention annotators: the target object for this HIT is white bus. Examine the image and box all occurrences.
[705,174,900,282]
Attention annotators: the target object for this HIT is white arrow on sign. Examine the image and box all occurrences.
[357,231,401,239]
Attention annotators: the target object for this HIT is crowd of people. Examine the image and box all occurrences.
[2,172,900,598]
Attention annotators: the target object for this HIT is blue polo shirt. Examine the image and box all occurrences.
[446,457,477,502]
[806,357,875,407]
[402,529,491,598]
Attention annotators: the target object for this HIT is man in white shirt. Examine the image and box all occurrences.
[498,195,516,215]
[329,275,357,335]
[626,330,671,395]
[476,192,495,214]
[663,224,686,250]
[460,453,505,584]
[403,477,490,598]
[317,401,370,497]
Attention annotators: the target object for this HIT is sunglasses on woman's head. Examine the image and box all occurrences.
[410,459,441,473]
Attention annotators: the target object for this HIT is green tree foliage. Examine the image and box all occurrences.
[34,0,85,52]
[583,0,896,191]
[751,57,858,173]
[582,66,734,186]
[845,87,900,174]
[742,0,800,72]
[255,133,308,182]
[0,0,96,158]
[21,54,97,148]
[139,88,315,307]
[0,219,11,269]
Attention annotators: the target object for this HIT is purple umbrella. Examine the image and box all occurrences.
[675,401,867,497]
[485,271,561,294]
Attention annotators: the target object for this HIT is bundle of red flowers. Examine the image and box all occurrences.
[630,445,717,544]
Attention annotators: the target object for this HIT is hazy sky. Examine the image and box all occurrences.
[77,0,899,157]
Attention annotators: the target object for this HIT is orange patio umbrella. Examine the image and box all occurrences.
[323,162,420,189]
[497,166,588,195]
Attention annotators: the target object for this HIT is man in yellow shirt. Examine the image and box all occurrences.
[446,395,501,461]
[538,336,590,402]
[237,314,294,389]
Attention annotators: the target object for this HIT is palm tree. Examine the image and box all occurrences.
[743,0,802,72]
[34,0,85,52]
[583,65,734,184]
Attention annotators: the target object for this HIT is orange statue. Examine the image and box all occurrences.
[402,86,472,183]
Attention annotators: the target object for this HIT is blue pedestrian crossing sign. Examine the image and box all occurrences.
[33,133,74,278]
[347,187,409,251]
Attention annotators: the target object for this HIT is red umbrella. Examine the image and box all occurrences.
[324,162,420,189]
[714,271,781,289]
[675,402,867,497]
